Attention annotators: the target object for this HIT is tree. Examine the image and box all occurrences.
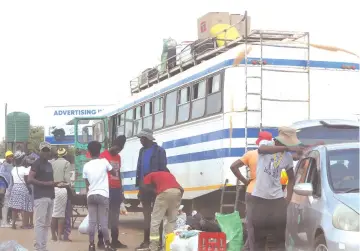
[28,126,45,153]
[0,138,5,157]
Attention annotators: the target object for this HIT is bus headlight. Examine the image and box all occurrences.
[332,204,360,232]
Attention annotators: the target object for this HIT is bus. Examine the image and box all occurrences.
[72,26,359,217]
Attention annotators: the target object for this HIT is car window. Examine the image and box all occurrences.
[307,151,321,197]
[295,158,311,184]
[327,148,359,193]
[296,126,359,145]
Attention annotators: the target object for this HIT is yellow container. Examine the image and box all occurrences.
[281,169,289,185]
[210,23,240,47]
[165,232,175,251]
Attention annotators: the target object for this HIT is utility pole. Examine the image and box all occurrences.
[4,103,7,150]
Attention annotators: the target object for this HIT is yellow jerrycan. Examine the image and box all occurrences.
[165,232,176,251]
[210,23,240,47]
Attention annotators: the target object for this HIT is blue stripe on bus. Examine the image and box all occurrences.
[162,127,278,149]
[121,147,252,181]
[105,57,359,117]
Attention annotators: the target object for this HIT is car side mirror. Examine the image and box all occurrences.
[294,183,313,196]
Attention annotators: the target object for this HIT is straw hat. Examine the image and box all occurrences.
[275,127,301,146]
[57,148,67,157]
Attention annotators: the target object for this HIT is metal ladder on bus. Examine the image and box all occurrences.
[219,13,311,215]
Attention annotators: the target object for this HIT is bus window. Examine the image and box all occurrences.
[296,126,359,145]
[191,80,206,119]
[206,74,222,115]
[143,102,153,130]
[154,97,164,129]
[177,86,190,123]
[116,113,125,136]
[165,91,177,126]
[125,109,134,137]
[76,119,105,143]
[93,121,105,142]
[134,106,143,135]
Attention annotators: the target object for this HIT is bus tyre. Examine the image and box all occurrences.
[314,234,328,251]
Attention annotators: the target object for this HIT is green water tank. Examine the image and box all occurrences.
[6,112,30,142]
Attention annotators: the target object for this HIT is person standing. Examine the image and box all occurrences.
[250,127,302,250]
[230,131,273,251]
[141,171,183,251]
[83,141,117,251]
[28,142,60,251]
[8,151,34,229]
[62,153,73,242]
[0,150,14,228]
[50,148,71,241]
[135,129,168,250]
[97,136,127,249]
[22,155,37,228]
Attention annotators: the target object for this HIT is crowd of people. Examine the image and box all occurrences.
[0,128,183,251]
[0,126,315,251]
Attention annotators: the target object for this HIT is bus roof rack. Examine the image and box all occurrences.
[129,12,309,96]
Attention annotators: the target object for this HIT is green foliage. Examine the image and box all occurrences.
[27,126,44,153]
[0,138,5,157]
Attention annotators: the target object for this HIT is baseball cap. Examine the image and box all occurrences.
[256,131,273,145]
[39,142,51,151]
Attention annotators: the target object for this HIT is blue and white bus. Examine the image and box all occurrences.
[76,29,359,216]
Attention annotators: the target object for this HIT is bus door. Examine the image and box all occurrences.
[74,116,109,194]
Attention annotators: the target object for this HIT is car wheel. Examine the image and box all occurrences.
[314,234,328,251]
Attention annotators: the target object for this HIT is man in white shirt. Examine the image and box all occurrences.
[83,141,117,251]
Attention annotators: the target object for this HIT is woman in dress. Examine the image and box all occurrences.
[8,151,34,229]
[22,155,36,228]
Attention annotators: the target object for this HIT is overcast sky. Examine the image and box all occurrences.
[0,0,359,139]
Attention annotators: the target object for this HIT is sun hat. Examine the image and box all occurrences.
[137,128,155,141]
[57,148,67,157]
[256,131,273,145]
[275,127,301,146]
[5,151,13,158]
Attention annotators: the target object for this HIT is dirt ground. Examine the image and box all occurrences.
[0,213,144,251]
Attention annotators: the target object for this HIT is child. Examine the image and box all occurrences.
[142,171,183,251]
[82,141,117,251]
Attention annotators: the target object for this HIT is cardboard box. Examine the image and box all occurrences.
[230,14,251,37]
[197,12,230,40]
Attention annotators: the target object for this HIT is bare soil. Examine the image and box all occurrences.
[0,213,144,251]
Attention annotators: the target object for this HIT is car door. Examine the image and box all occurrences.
[286,157,312,249]
[301,150,323,249]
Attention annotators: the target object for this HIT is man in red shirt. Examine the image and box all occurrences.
[142,171,183,251]
[98,136,127,249]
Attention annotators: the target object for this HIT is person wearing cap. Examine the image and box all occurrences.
[28,142,61,251]
[97,135,128,249]
[141,170,183,251]
[135,129,168,250]
[230,131,273,251]
[50,147,71,241]
[250,127,303,250]
[0,150,14,228]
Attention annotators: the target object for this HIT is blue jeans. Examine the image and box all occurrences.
[98,188,123,243]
